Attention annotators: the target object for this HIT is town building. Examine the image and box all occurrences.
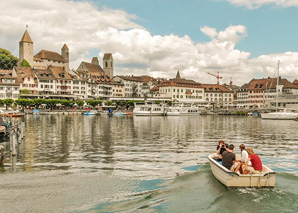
[0,70,20,100]
[76,57,113,99]
[113,75,144,97]
[201,84,234,108]
[157,71,204,102]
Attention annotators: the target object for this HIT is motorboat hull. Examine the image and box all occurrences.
[261,112,298,120]
[208,154,275,188]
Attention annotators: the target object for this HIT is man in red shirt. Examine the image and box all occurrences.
[242,148,263,174]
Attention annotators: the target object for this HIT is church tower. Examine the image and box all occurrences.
[61,43,69,71]
[103,53,113,77]
[19,29,34,67]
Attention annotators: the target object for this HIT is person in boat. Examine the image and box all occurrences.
[220,144,239,172]
[242,148,263,174]
[214,140,228,161]
[234,144,250,173]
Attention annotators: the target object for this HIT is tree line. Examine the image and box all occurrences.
[0,98,148,110]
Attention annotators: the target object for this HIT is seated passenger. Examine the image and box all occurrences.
[220,144,239,172]
[235,144,250,173]
[242,148,263,174]
[213,140,228,161]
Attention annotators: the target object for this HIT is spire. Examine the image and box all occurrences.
[20,29,33,43]
[176,70,181,79]
[62,43,69,50]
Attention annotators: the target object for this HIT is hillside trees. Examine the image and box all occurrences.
[0,48,18,70]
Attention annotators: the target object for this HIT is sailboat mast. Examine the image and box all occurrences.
[276,60,280,112]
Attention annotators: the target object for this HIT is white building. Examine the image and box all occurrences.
[113,75,144,97]
[0,70,20,100]
[157,71,204,102]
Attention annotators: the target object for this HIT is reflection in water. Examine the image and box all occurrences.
[12,114,297,177]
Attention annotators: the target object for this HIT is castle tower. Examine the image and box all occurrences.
[19,29,34,67]
[91,57,99,65]
[61,43,69,71]
[103,53,113,77]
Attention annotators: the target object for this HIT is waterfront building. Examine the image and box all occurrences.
[0,70,20,100]
[237,83,249,108]
[33,68,56,96]
[112,82,125,97]
[262,77,298,109]
[113,75,144,97]
[49,66,73,95]
[157,71,204,102]
[201,84,234,108]
[76,57,113,99]
[236,77,298,109]
[69,71,88,99]
[12,67,39,95]
[19,29,69,71]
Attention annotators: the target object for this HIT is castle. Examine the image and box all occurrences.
[18,29,114,78]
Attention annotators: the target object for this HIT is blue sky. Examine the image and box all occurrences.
[91,0,298,58]
[1,0,298,85]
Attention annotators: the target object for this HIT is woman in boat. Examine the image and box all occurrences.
[234,144,250,174]
[242,148,263,174]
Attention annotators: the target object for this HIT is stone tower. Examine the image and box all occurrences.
[91,57,99,65]
[19,29,34,67]
[103,53,113,77]
[61,43,69,71]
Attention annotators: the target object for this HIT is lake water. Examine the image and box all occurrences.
[0,114,297,212]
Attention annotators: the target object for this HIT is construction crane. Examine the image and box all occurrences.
[207,72,222,84]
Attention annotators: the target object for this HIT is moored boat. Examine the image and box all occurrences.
[83,110,98,115]
[208,154,275,188]
[133,103,165,116]
[261,108,298,120]
[166,107,181,116]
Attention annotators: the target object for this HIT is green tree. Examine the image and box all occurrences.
[44,99,60,110]
[3,99,14,109]
[0,48,18,70]
[105,101,112,106]
[76,100,84,108]
[15,99,34,109]
[21,59,31,67]
[33,99,45,108]
[86,100,102,108]
[61,100,75,108]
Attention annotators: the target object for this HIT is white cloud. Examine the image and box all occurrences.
[200,26,218,39]
[0,0,298,86]
[225,0,298,9]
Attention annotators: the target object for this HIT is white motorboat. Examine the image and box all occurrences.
[133,104,165,116]
[179,103,201,115]
[261,108,298,120]
[208,154,275,188]
[166,107,181,116]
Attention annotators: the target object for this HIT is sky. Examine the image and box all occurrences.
[1,0,298,86]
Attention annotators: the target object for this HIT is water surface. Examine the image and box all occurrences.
[0,115,297,212]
